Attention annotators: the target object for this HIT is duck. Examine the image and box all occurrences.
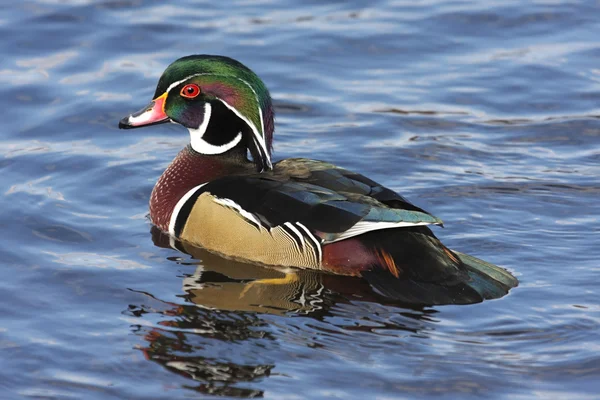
[119,55,518,305]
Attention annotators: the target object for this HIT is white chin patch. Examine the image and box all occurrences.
[188,102,243,154]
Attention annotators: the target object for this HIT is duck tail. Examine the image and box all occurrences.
[452,251,518,300]
[360,242,518,305]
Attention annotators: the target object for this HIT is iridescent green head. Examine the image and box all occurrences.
[119,55,274,171]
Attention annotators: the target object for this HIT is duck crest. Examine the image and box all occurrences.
[157,55,274,171]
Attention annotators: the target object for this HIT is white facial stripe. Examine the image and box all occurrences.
[196,102,212,136]
[186,102,242,154]
[166,75,195,94]
[169,183,208,236]
[250,134,268,171]
[236,80,265,151]
[190,130,243,154]
[164,72,271,169]
[258,101,265,140]
[217,99,272,169]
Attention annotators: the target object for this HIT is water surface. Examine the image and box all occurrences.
[1,0,599,398]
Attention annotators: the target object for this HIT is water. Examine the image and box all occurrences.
[1,0,599,398]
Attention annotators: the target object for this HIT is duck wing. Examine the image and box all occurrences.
[178,158,442,244]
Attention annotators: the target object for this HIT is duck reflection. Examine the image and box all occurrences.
[184,262,328,316]
[151,226,385,316]
[129,300,275,397]
[129,227,435,397]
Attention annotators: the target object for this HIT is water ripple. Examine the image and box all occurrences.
[1,0,599,398]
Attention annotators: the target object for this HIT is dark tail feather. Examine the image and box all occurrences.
[453,251,518,300]
[361,251,518,306]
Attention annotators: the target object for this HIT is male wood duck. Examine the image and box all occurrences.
[119,55,518,305]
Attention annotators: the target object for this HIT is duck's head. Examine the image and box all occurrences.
[119,55,274,171]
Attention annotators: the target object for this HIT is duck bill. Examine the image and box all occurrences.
[119,93,170,129]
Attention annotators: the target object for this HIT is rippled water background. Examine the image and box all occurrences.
[2,0,600,398]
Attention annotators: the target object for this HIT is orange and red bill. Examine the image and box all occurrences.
[119,93,170,129]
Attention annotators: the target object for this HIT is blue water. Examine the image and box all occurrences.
[1,0,599,398]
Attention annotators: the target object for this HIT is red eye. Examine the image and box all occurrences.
[180,84,200,99]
